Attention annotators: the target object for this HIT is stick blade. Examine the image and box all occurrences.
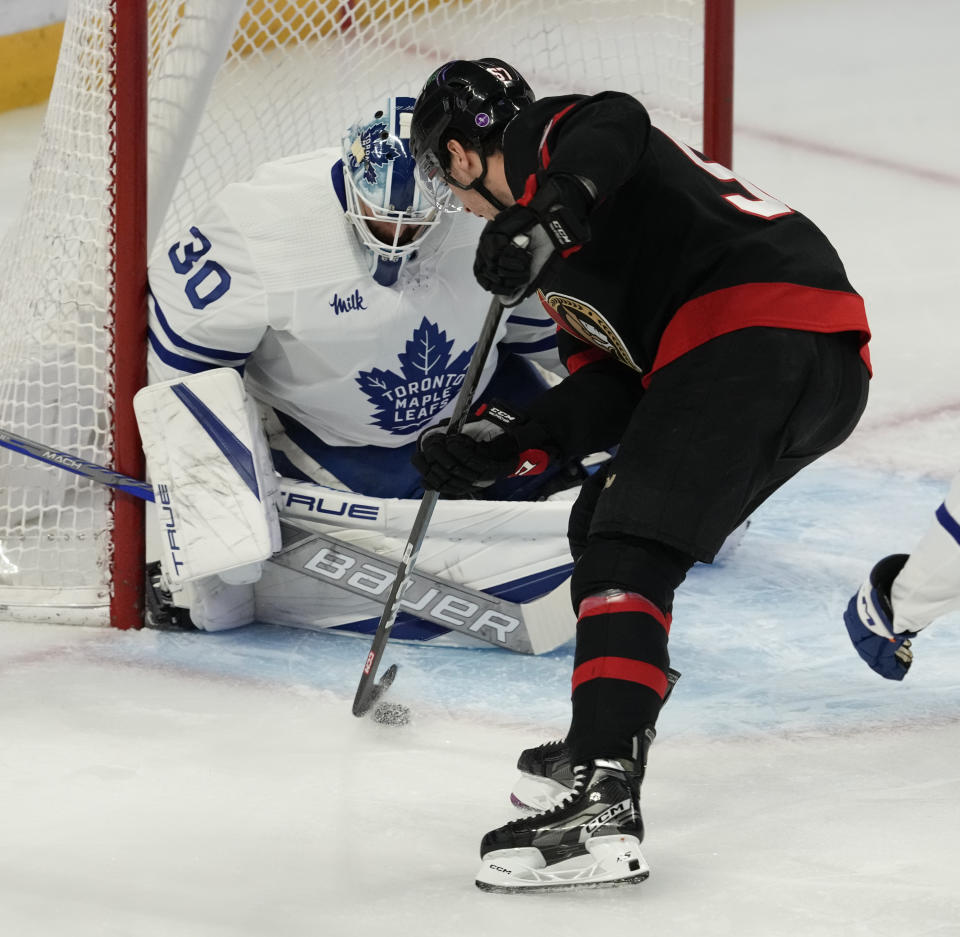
[352,663,398,718]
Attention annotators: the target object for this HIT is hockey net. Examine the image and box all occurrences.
[0,0,733,628]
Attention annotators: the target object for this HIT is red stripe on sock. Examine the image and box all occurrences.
[578,592,671,633]
[571,657,669,696]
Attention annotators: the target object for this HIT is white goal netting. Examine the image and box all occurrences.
[0,0,712,626]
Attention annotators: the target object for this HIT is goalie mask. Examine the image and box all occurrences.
[341,96,450,264]
[410,58,535,210]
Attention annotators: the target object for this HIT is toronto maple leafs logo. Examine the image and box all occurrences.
[356,317,474,434]
[348,122,403,186]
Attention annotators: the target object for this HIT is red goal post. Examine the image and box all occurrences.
[0,0,734,629]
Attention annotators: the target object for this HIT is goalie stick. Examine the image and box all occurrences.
[0,427,154,499]
[1,417,573,652]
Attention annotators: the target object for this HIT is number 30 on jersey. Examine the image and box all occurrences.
[167,226,233,310]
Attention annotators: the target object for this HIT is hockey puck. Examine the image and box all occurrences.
[372,701,410,726]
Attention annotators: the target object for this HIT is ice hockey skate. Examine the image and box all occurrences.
[144,561,196,630]
[510,670,680,811]
[509,739,578,812]
[476,758,649,893]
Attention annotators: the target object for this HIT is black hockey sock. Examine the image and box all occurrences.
[566,590,671,765]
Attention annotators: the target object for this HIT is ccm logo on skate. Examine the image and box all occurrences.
[583,799,630,835]
[302,547,521,643]
[487,865,512,874]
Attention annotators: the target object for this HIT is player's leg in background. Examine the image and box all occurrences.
[889,469,960,632]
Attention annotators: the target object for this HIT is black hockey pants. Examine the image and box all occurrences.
[564,327,870,764]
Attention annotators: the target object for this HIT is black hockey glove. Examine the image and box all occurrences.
[412,401,559,497]
[474,174,594,305]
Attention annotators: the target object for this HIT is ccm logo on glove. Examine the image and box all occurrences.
[412,400,558,496]
[473,173,595,305]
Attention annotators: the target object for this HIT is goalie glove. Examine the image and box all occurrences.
[474,173,594,305]
[843,553,916,680]
[412,400,559,497]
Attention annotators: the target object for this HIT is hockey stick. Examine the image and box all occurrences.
[0,424,575,652]
[0,427,154,500]
[351,293,507,717]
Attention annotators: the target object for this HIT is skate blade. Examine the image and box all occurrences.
[475,836,649,893]
[509,774,573,812]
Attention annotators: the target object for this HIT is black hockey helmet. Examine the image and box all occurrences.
[410,58,535,207]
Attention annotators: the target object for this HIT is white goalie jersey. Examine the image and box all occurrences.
[147,148,561,451]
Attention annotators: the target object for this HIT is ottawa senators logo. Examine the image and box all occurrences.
[537,290,641,373]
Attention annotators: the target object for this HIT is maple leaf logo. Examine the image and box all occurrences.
[356,317,474,434]
[348,122,403,186]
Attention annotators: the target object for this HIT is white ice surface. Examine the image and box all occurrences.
[2,1,960,934]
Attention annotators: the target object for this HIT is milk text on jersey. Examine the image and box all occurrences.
[329,288,366,315]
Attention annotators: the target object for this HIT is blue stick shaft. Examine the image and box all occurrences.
[0,427,155,502]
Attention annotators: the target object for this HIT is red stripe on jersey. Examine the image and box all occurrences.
[538,103,579,170]
[578,591,671,633]
[643,281,872,388]
[517,173,539,207]
[517,103,581,206]
[565,347,608,373]
[572,656,669,697]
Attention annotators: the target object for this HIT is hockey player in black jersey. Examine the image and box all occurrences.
[410,59,872,892]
